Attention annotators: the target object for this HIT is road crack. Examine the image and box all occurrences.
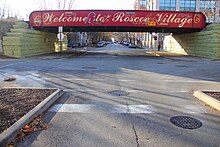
[132,124,140,147]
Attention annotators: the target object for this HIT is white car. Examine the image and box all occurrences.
[97,42,104,47]
[129,43,136,48]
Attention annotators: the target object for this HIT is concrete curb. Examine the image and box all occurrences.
[36,50,87,60]
[0,88,64,146]
[193,90,220,111]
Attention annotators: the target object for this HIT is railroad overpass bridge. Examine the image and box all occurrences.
[29,10,206,34]
[2,10,220,59]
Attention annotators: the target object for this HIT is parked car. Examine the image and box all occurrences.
[123,42,129,46]
[97,42,104,47]
[129,43,136,48]
[68,41,75,48]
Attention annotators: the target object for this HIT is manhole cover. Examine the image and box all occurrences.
[157,62,165,64]
[108,90,129,96]
[82,66,97,69]
[176,65,188,67]
[170,116,202,129]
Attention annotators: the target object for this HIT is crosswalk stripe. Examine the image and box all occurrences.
[112,105,155,113]
[63,89,144,93]
[48,104,206,114]
[182,105,207,114]
[49,104,96,113]
[163,80,218,83]
[49,104,155,113]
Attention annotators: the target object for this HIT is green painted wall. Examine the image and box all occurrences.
[3,22,67,58]
[0,20,15,53]
[173,24,220,59]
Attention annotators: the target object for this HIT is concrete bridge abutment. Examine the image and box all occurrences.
[164,24,220,60]
[3,22,67,58]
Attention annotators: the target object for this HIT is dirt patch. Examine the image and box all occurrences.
[0,88,55,134]
[204,92,220,101]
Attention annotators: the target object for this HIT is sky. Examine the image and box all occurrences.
[5,0,135,20]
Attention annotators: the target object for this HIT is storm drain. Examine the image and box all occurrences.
[170,116,202,129]
[157,62,165,64]
[176,65,188,67]
[82,66,97,69]
[108,90,129,96]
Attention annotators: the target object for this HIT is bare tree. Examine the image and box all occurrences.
[37,0,53,10]
[0,0,18,19]
[0,0,7,18]
[38,0,75,10]
[56,0,75,10]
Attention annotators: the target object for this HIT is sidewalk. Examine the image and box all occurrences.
[142,47,187,57]
[0,47,91,60]
[26,47,89,60]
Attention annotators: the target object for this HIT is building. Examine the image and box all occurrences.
[134,0,220,49]
[134,0,147,10]
[134,0,148,48]
[146,0,220,22]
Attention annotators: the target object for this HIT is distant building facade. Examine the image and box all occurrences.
[134,0,220,49]
[67,32,88,47]
[134,0,148,48]
[147,0,220,22]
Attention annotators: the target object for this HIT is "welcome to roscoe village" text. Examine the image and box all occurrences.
[34,11,199,27]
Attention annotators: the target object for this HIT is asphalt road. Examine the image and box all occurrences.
[0,44,220,147]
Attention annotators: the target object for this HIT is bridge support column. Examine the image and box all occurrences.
[3,22,67,58]
[0,40,3,53]
[164,24,220,60]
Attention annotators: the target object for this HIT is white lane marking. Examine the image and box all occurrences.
[49,104,207,114]
[49,104,96,113]
[112,105,155,113]
[64,89,189,93]
[126,90,144,93]
[43,77,136,82]
[128,105,155,113]
[49,104,155,113]
[121,88,143,93]
[182,105,207,114]
[118,80,136,82]
[63,89,144,93]
[163,80,218,83]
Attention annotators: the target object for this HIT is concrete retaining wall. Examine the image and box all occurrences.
[0,20,15,53]
[3,22,67,58]
[163,35,187,54]
[0,40,2,53]
[164,24,220,60]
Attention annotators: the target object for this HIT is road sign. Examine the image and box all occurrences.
[57,33,64,41]
[58,26,63,33]
[148,21,156,26]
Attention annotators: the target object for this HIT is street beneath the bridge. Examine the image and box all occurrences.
[0,44,220,147]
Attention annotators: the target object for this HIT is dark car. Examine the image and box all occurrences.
[68,41,75,48]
